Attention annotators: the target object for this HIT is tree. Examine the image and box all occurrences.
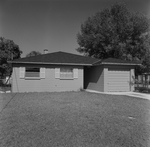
[0,37,22,78]
[135,32,150,74]
[26,51,41,57]
[77,3,150,74]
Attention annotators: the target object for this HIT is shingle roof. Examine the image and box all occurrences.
[94,58,141,65]
[10,51,99,66]
[10,51,140,66]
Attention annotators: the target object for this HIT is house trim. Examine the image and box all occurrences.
[101,62,140,66]
[9,61,93,66]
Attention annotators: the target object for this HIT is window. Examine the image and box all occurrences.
[60,68,73,79]
[25,67,40,78]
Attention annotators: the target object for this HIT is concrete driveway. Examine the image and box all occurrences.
[86,89,150,100]
[109,92,150,100]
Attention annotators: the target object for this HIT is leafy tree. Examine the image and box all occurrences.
[135,32,150,74]
[0,37,22,78]
[26,51,41,57]
[77,3,150,74]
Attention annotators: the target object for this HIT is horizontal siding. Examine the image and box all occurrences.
[12,64,83,93]
[85,66,104,92]
[108,69,130,92]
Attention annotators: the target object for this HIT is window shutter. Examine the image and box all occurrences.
[40,68,45,78]
[73,68,78,79]
[19,67,25,78]
[55,68,60,79]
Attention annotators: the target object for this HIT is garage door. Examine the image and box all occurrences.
[108,68,130,92]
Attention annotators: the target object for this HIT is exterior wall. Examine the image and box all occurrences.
[12,64,83,93]
[130,68,135,91]
[84,66,104,92]
[103,67,108,92]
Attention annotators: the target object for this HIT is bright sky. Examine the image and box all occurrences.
[1,0,149,57]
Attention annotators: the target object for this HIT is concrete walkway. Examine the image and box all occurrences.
[86,89,150,100]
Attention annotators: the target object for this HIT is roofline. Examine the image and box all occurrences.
[9,61,93,66]
[8,61,141,66]
[92,59,141,66]
[101,62,141,65]
[92,59,101,65]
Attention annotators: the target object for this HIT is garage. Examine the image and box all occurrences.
[108,68,130,92]
[84,58,139,92]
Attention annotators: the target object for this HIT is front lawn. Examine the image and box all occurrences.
[0,92,150,147]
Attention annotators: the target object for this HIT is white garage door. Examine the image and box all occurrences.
[108,68,130,92]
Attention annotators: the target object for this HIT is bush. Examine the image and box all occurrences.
[135,86,150,93]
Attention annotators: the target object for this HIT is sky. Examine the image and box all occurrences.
[1,0,150,57]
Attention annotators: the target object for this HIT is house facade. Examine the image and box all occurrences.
[10,51,139,93]
[12,64,84,92]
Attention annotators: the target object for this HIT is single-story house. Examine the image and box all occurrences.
[9,51,140,93]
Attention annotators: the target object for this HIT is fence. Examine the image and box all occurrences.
[135,75,150,93]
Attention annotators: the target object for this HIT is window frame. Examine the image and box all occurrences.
[25,67,40,79]
[60,67,74,80]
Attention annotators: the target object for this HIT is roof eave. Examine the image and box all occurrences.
[92,59,101,65]
[9,61,93,66]
[101,62,141,66]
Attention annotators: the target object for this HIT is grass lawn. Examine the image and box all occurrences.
[0,92,150,147]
